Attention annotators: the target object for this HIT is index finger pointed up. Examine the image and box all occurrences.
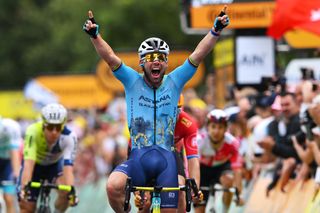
[222,5,228,14]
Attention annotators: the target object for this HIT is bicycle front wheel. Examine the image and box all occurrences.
[37,205,51,213]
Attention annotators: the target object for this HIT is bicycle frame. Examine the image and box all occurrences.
[124,177,199,212]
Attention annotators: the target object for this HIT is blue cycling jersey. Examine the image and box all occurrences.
[114,59,197,152]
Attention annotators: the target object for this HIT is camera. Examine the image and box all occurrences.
[260,76,286,93]
[300,67,315,80]
[288,130,306,145]
[300,109,316,141]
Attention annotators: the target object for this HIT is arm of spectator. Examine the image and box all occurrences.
[307,139,320,165]
[257,136,275,152]
[302,80,315,104]
[292,136,313,164]
[270,137,300,159]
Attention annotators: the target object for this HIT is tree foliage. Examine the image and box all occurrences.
[0,0,201,89]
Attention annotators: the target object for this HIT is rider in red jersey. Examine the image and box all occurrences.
[174,95,201,212]
[195,109,244,213]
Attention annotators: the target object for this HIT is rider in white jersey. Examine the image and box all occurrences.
[18,103,78,213]
[0,117,22,213]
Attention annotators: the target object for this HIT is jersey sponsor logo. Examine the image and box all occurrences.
[168,192,175,198]
[181,117,192,127]
[186,137,199,152]
[139,94,171,104]
[191,137,198,148]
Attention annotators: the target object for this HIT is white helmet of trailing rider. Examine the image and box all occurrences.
[206,109,228,126]
[41,103,67,124]
[138,37,170,60]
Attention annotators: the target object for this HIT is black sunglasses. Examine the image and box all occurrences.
[44,124,63,132]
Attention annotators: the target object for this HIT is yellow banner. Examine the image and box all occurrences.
[214,38,234,68]
[285,29,320,49]
[36,75,113,109]
[190,2,275,29]
[0,91,39,119]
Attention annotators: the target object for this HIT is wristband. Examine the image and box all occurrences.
[210,29,220,37]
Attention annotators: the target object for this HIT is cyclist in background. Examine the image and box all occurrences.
[0,117,22,213]
[195,109,244,213]
[83,6,229,212]
[18,103,78,213]
[174,95,202,211]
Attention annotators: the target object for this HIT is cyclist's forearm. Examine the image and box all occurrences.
[10,149,21,178]
[91,35,121,70]
[187,158,200,187]
[21,159,35,187]
[233,169,242,194]
[311,146,320,165]
[189,32,219,66]
[61,165,75,185]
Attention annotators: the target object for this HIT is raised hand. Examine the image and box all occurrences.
[214,5,230,32]
[83,10,100,38]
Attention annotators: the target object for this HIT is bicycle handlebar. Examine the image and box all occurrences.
[28,181,73,192]
[26,181,78,207]
[124,177,200,212]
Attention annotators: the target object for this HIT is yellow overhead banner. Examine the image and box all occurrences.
[96,51,205,92]
[36,75,112,109]
[214,38,234,68]
[284,29,320,49]
[0,91,39,119]
[190,2,275,29]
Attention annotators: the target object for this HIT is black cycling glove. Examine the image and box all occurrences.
[214,11,230,32]
[83,17,99,39]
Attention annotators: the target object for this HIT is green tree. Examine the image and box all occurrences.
[0,0,200,89]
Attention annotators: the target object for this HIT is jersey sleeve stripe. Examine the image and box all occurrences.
[186,154,199,159]
[64,159,73,166]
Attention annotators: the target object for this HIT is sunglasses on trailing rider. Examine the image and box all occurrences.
[144,53,167,63]
[44,123,63,132]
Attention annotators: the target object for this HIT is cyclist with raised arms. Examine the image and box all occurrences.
[0,117,22,213]
[195,109,244,213]
[83,6,229,212]
[18,103,78,213]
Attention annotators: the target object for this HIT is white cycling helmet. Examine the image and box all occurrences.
[207,109,228,125]
[138,37,170,59]
[41,103,67,124]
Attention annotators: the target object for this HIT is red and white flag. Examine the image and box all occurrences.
[267,0,320,39]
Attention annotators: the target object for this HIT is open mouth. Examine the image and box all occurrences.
[151,69,160,78]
